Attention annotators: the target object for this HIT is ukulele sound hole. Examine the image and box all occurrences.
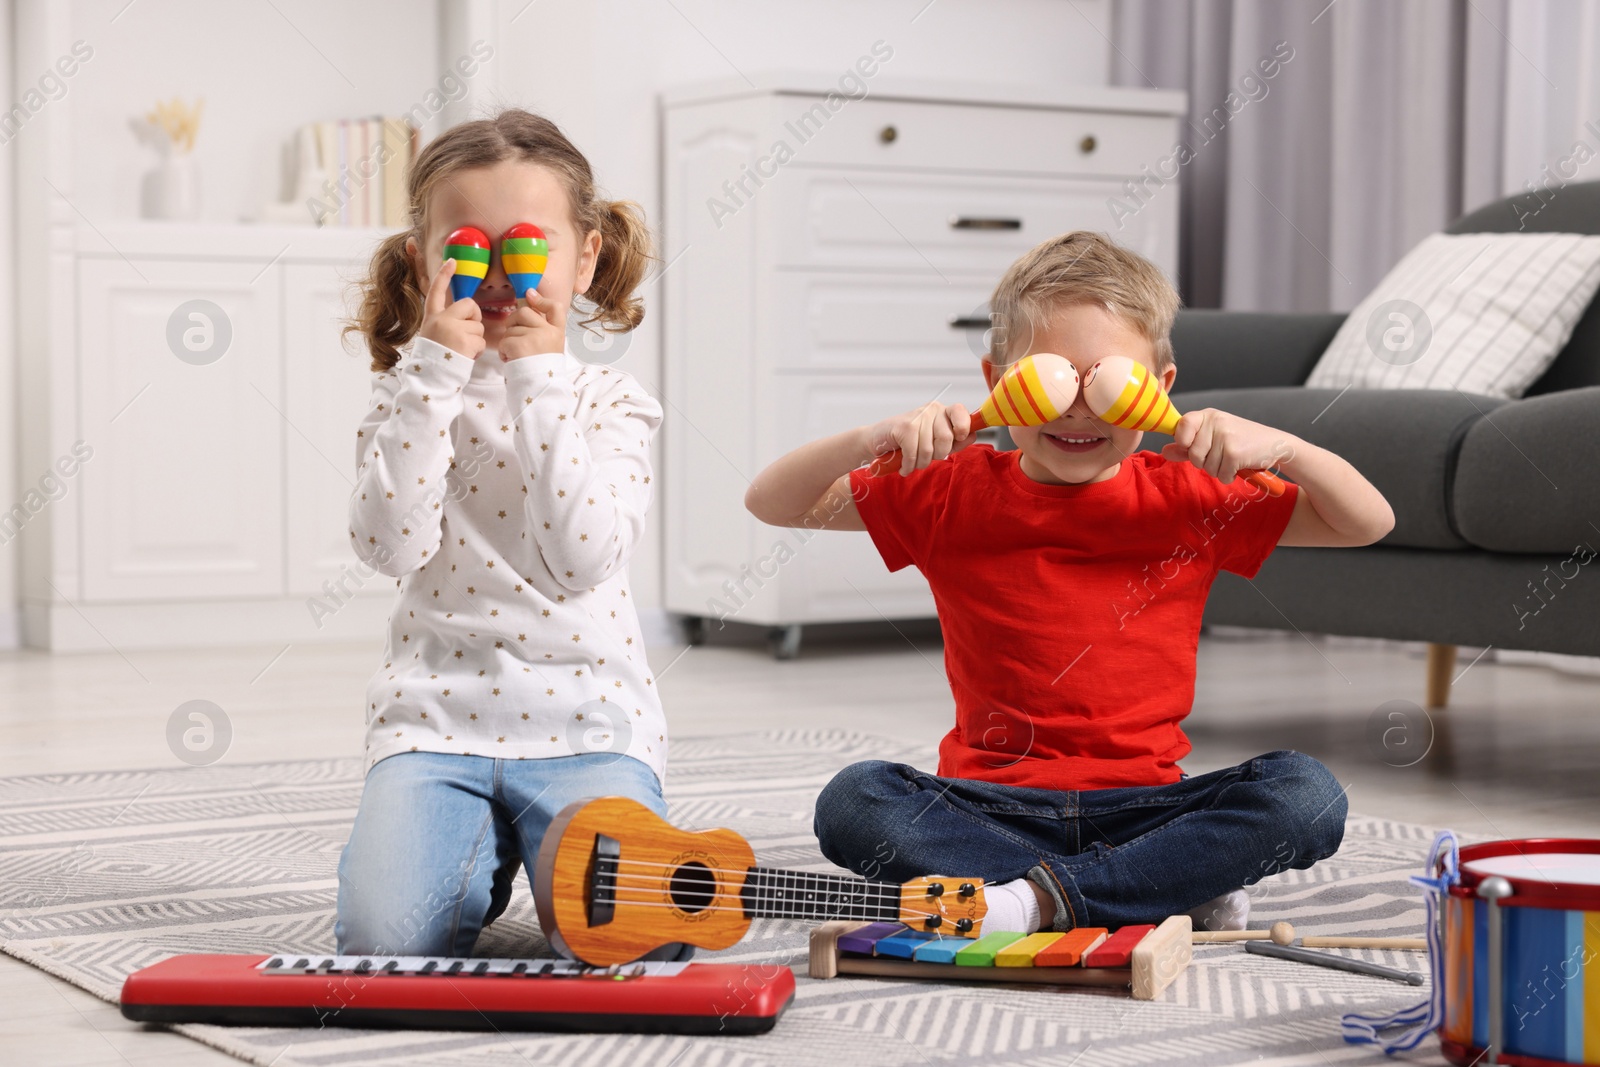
[668,862,716,914]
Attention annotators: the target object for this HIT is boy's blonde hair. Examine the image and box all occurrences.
[987,231,1180,370]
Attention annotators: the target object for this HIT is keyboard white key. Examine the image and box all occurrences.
[255,954,689,977]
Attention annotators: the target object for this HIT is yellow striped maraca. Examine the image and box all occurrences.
[867,353,1080,476]
[1082,355,1286,496]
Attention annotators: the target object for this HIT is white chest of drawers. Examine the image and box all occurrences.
[659,77,1186,654]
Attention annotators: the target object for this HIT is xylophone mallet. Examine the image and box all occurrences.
[1191,922,1427,951]
[1191,921,1297,945]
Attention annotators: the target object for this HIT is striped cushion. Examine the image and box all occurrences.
[1305,232,1600,398]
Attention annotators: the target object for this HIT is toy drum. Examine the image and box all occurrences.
[1442,839,1600,1066]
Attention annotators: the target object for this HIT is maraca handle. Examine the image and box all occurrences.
[1244,468,1287,496]
[866,449,903,478]
[865,413,990,477]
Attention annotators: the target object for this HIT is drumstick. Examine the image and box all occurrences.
[1245,939,1424,985]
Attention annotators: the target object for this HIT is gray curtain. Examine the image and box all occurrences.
[1111,0,1509,313]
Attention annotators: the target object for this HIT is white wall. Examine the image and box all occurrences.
[65,0,443,223]
[485,0,1113,615]
[1,0,17,646]
[0,0,1110,644]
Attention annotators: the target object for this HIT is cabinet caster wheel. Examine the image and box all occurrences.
[769,625,802,661]
[680,616,708,647]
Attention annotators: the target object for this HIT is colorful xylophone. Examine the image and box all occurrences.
[809,915,1193,1000]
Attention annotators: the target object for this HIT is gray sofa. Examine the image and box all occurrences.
[1143,182,1600,706]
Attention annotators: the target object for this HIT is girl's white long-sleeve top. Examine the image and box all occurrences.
[348,335,667,780]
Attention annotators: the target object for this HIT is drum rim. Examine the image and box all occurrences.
[1451,837,1600,907]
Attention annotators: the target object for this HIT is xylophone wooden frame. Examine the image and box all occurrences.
[809,915,1193,1000]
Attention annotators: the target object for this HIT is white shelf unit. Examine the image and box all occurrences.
[660,80,1186,649]
[19,221,398,650]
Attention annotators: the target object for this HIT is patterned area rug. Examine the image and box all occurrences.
[0,730,1442,1066]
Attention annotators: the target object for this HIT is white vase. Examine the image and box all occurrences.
[141,151,200,220]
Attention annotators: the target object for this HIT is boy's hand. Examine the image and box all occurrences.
[867,401,978,476]
[499,290,567,362]
[418,258,486,359]
[1161,409,1296,484]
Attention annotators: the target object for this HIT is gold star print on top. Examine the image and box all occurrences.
[349,336,667,780]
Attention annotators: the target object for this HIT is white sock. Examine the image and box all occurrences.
[1186,887,1250,931]
[981,879,1042,933]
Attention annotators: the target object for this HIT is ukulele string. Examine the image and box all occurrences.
[597,871,896,896]
[580,896,964,924]
[597,857,896,880]
[599,857,979,894]
[591,883,928,910]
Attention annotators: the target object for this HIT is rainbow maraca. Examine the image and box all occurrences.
[868,353,1081,476]
[501,222,549,299]
[442,226,491,302]
[1082,355,1286,496]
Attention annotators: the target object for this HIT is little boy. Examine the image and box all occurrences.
[744,232,1394,934]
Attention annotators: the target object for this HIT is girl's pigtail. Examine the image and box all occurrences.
[344,231,425,372]
[581,199,654,332]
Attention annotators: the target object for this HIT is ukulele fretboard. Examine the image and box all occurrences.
[740,868,903,923]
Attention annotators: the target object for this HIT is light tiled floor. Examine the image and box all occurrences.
[2,625,1597,1064]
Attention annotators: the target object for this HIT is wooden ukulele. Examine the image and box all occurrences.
[533,796,988,966]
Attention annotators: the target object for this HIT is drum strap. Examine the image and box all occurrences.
[1339,829,1459,1054]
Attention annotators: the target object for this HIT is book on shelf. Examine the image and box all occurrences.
[302,115,418,228]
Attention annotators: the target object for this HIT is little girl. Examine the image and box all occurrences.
[335,109,673,960]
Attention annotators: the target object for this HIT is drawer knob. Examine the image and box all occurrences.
[1079,134,1098,154]
[879,124,898,144]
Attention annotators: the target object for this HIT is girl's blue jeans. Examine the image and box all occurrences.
[334,751,686,959]
[812,749,1348,930]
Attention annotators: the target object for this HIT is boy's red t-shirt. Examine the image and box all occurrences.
[849,446,1300,790]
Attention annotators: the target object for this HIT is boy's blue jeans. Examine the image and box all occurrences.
[812,750,1347,930]
[334,751,684,959]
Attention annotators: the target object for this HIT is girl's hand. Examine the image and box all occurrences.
[418,258,486,360]
[499,290,567,362]
[1161,408,1296,483]
[866,401,976,475]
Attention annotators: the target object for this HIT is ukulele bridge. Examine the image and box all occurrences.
[587,832,620,927]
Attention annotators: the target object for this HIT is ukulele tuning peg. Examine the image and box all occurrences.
[926,882,945,897]
[955,918,974,933]
[924,914,944,929]
[958,883,977,898]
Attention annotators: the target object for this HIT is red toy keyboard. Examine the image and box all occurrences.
[119,953,795,1034]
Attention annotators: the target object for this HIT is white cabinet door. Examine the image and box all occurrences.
[283,263,387,599]
[77,258,284,600]
[770,374,982,622]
